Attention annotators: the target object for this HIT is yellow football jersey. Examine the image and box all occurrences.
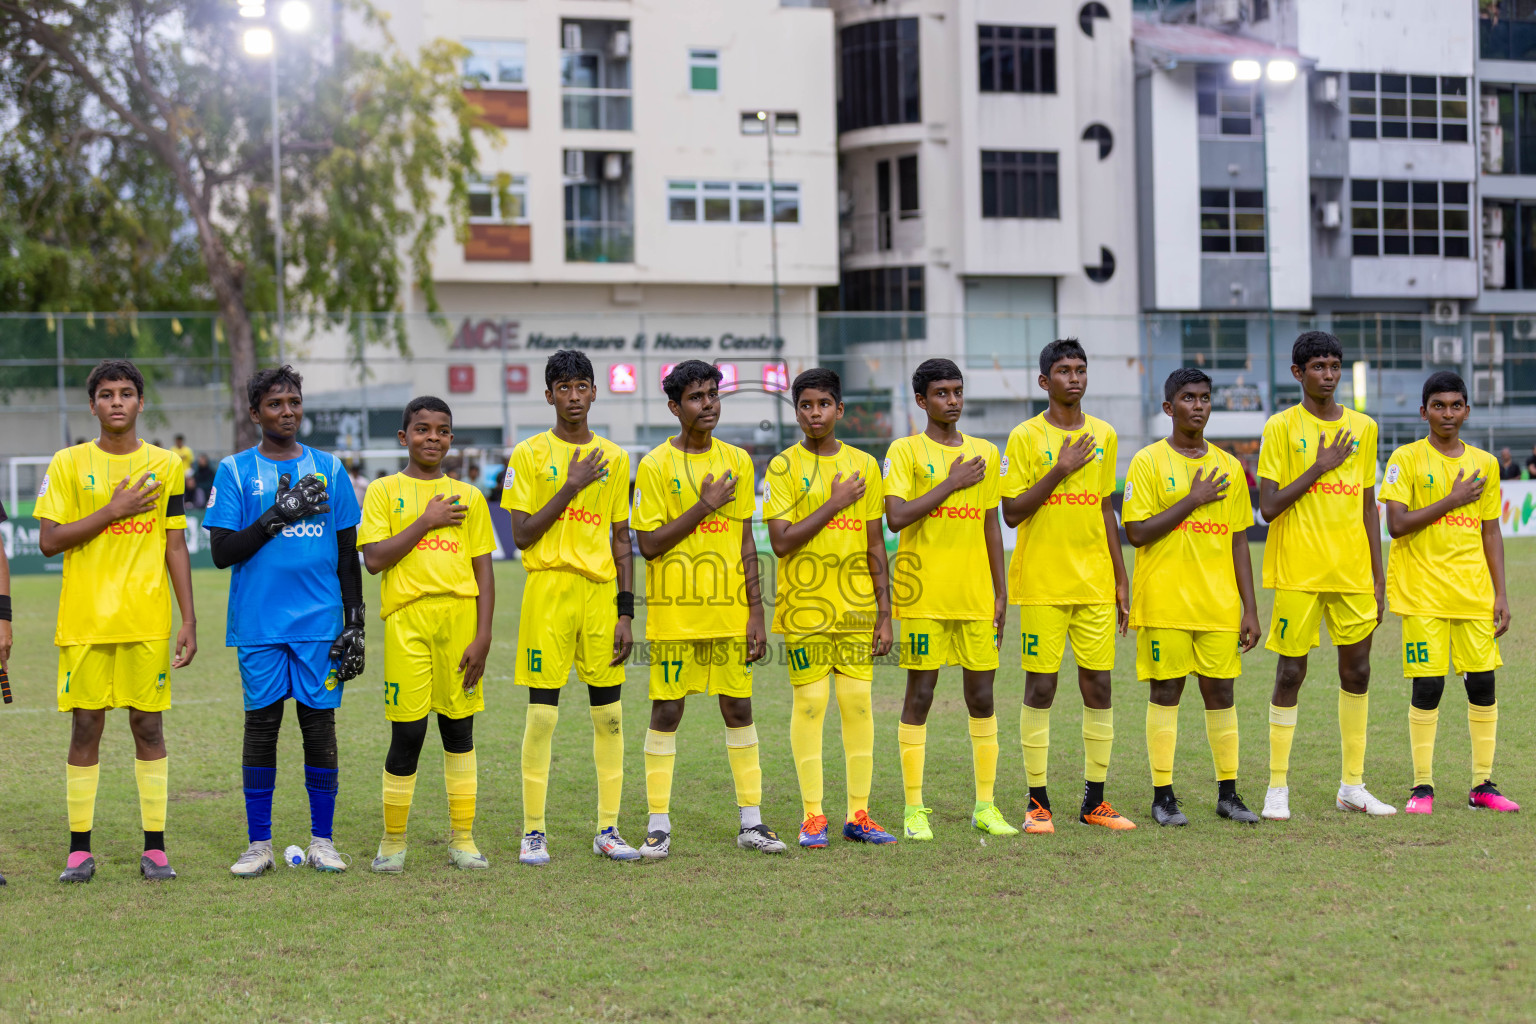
[34,441,187,646]
[1257,404,1378,593]
[1123,440,1253,632]
[360,473,497,618]
[502,431,630,583]
[633,438,756,641]
[763,441,885,635]
[883,432,1002,622]
[1002,412,1118,606]
[1381,438,1501,620]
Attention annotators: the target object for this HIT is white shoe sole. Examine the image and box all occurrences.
[1336,798,1397,816]
[1261,807,1290,821]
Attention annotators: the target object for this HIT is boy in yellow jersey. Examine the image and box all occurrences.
[504,351,639,865]
[1002,339,1134,834]
[360,397,496,873]
[633,359,784,858]
[1256,332,1391,821]
[1382,372,1518,816]
[35,359,198,882]
[885,357,1014,841]
[1123,368,1261,827]
[765,368,897,849]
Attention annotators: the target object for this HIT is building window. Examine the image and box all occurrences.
[1348,73,1469,142]
[832,267,926,341]
[774,112,799,135]
[1252,0,1270,21]
[741,111,797,135]
[1181,317,1249,370]
[977,25,1056,94]
[463,40,527,89]
[1196,66,1258,138]
[981,151,1059,219]
[1332,316,1425,369]
[468,175,529,223]
[897,154,919,216]
[667,181,798,224]
[1481,4,1536,63]
[1200,189,1265,254]
[838,18,921,132]
[1350,179,1471,258]
[1485,86,1536,175]
[688,48,719,91]
[561,20,632,131]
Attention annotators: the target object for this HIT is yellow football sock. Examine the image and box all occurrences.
[725,724,762,807]
[1468,702,1498,787]
[1146,703,1178,788]
[1204,705,1239,782]
[1408,705,1438,789]
[791,676,830,818]
[589,701,624,830]
[968,715,999,805]
[381,770,416,855]
[444,750,478,851]
[1020,705,1051,787]
[1268,703,1298,788]
[1082,706,1113,785]
[520,704,558,833]
[835,674,875,822]
[644,729,677,815]
[66,762,99,834]
[1338,689,1369,786]
[898,722,926,807]
[134,756,168,832]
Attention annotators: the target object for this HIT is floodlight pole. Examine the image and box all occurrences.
[271,51,287,367]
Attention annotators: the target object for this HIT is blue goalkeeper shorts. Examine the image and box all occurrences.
[237,642,343,711]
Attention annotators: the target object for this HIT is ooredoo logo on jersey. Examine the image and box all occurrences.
[558,506,604,527]
[107,518,157,535]
[281,522,326,539]
[416,535,462,554]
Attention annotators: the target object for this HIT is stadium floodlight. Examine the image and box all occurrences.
[1353,360,1368,412]
[238,4,266,18]
[279,0,312,32]
[1266,59,1297,83]
[243,27,274,55]
[1231,59,1262,82]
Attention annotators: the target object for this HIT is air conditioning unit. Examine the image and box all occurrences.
[1214,0,1242,24]
[609,30,630,59]
[1473,330,1506,366]
[1431,335,1463,364]
[1485,205,1505,237]
[1482,95,1502,124]
[563,150,585,180]
[562,22,582,51]
[1482,125,1505,173]
[1516,317,1536,340]
[1313,74,1340,106]
[1473,370,1505,405]
[1485,238,1508,288]
[602,152,625,180]
[1432,299,1460,325]
[1319,200,1342,229]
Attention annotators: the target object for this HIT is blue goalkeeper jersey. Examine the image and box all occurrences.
[203,445,361,647]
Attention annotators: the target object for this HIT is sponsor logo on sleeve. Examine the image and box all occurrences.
[1123,481,1133,501]
[1384,465,1400,485]
[1000,455,1010,476]
[206,485,218,509]
[37,474,49,498]
[881,458,892,479]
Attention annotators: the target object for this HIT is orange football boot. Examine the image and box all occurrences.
[1080,800,1137,830]
[1022,798,1055,834]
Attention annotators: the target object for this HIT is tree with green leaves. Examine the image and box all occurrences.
[0,0,499,448]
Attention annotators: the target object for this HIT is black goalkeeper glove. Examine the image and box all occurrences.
[257,472,332,537]
[330,603,366,682]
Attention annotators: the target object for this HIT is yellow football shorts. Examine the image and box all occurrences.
[648,638,754,700]
[57,641,171,713]
[900,618,999,672]
[1018,603,1116,674]
[1400,615,1502,678]
[1136,627,1242,681]
[516,570,623,689]
[782,632,874,686]
[1266,589,1376,656]
[383,595,485,722]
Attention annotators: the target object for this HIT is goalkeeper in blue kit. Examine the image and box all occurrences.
[205,367,366,875]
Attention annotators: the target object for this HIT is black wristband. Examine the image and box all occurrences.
[0,594,10,621]
[616,590,634,619]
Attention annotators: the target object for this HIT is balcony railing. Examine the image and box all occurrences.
[565,221,634,263]
[562,89,633,131]
[840,211,925,256]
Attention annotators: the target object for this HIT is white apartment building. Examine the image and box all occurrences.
[827,0,1146,458]
[296,0,841,450]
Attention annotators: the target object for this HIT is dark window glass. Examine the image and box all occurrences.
[980,151,1059,219]
[977,24,1057,94]
[1351,179,1378,202]
[839,19,922,132]
[898,154,919,214]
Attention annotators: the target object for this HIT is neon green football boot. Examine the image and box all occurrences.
[903,805,933,841]
[972,802,1020,836]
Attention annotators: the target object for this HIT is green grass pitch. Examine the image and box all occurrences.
[0,542,1534,1022]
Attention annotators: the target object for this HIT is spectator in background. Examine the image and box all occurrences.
[1499,447,1522,480]
[350,462,369,508]
[466,462,491,498]
[172,433,194,474]
[192,452,216,508]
